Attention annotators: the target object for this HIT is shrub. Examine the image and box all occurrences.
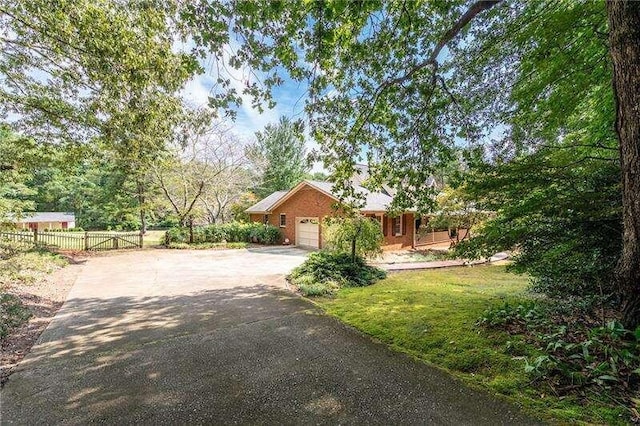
[43,227,84,232]
[288,251,386,296]
[164,222,282,245]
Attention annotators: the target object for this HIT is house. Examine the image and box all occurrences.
[12,212,76,231]
[246,179,416,250]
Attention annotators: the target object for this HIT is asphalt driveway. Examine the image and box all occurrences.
[1,247,539,424]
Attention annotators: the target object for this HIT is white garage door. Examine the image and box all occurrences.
[296,217,320,249]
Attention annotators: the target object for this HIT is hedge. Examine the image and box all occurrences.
[164,222,282,245]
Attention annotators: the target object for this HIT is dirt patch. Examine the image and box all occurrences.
[1,258,83,386]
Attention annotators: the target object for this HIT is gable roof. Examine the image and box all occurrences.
[245,180,409,214]
[350,164,396,197]
[244,191,289,214]
[12,212,75,223]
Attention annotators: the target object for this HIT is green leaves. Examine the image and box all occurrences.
[247,116,309,198]
[322,215,383,259]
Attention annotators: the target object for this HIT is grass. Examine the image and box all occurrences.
[142,230,167,247]
[315,265,627,424]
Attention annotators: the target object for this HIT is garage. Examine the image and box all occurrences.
[295,217,320,249]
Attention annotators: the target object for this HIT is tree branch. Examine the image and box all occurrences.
[351,0,502,138]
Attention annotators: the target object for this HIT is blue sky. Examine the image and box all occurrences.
[180,59,324,172]
[181,66,309,141]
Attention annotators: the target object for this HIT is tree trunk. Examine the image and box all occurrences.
[351,237,357,264]
[136,179,147,235]
[607,1,640,329]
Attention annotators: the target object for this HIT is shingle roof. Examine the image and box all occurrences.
[14,212,75,223]
[304,180,395,212]
[245,180,409,214]
[245,191,289,213]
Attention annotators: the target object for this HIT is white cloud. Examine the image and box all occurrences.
[181,73,216,109]
[178,42,327,171]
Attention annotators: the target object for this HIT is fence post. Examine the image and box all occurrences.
[84,231,89,251]
[139,232,143,249]
[33,228,38,243]
[113,236,118,249]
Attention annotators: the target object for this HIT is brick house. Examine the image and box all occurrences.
[246,180,415,250]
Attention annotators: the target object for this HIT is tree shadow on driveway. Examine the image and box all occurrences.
[2,285,542,425]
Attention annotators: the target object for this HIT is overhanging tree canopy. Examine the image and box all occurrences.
[183,0,640,327]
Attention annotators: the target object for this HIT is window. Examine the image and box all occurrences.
[279,214,286,227]
[263,214,270,225]
[393,216,402,236]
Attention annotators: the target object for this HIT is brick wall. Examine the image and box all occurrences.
[249,184,415,250]
[250,185,338,246]
[380,213,415,250]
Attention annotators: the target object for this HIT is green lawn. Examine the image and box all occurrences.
[142,230,166,247]
[316,265,626,424]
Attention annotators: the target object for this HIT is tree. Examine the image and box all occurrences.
[184,0,640,327]
[200,167,253,224]
[0,1,200,233]
[323,216,383,263]
[0,126,38,220]
[607,1,640,327]
[456,144,621,300]
[152,114,247,227]
[27,147,149,230]
[306,171,329,182]
[247,117,309,198]
[428,185,490,245]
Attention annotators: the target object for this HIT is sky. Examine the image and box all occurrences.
[180,62,309,141]
[179,54,323,172]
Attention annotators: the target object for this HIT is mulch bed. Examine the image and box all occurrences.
[0,255,84,386]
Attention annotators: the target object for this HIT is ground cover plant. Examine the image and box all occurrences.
[316,265,631,424]
[0,240,67,340]
[287,251,386,296]
[478,301,640,420]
